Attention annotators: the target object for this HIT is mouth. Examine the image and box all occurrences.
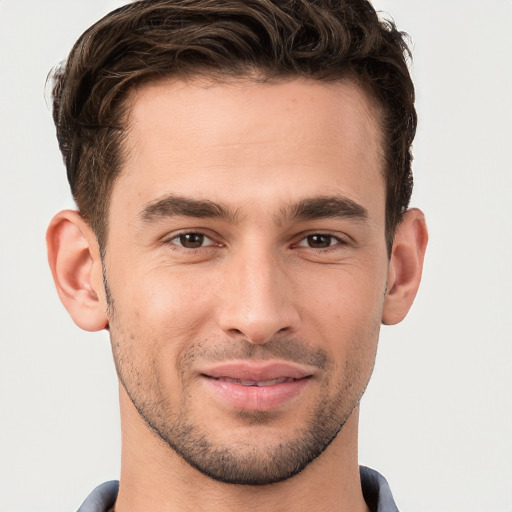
[199,362,313,412]
[209,376,298,387]
[200,361,313,381]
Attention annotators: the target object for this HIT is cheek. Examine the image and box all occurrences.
[111,263,215,333]
[295,259,387,382]
[298,259,387,333]
[106,263,220,386]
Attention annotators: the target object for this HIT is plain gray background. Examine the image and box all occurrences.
[0,1,511,510]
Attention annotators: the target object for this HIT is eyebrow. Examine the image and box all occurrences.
[138,194,368,225]
[283,196,368,223]
[139,195,240,224]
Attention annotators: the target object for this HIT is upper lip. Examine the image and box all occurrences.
[199,361,313,381]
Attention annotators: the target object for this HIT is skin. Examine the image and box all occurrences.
[47,78,427,512]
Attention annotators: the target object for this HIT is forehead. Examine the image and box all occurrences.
[115,77,385,218]
[124,76,383,157]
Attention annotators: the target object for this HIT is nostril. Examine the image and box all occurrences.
[216,291,301,345]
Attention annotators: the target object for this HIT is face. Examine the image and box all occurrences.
[104,78,389,485]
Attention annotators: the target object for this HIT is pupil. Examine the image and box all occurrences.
[180,233,204,248]
[308,234,331,248]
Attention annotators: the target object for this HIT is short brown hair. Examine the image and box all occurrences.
[51,0,416,252]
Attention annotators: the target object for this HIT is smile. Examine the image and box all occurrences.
[199,362,313,411]
[212,376,297,387]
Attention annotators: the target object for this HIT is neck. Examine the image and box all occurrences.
[114,387,370,512]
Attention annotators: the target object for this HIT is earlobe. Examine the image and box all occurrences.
[46,210,108,331]
[382,208,428,325]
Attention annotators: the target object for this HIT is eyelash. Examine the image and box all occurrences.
[293,232,349,252]
[163,230,349,252]
[163,231,219,251]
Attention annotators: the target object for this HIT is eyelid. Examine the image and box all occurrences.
[293,231,350,248]
[163,229,221,249]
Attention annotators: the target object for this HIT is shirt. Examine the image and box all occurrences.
[77,466,398,512]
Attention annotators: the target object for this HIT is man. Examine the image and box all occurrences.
[46,0,428,510]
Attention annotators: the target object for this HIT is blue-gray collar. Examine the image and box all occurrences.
[77,466,398,512]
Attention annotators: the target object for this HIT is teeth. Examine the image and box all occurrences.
[219,377,293,386]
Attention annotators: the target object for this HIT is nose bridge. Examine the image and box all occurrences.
[217,239,299,344]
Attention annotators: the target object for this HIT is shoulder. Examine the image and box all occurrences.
[360,466,399,512]
[76,480,119,512]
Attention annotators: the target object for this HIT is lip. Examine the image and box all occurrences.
[199,361,313,412]
[201,361,312,381]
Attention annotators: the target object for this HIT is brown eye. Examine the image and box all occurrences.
[177,233,206,248]
[305,234,333,248]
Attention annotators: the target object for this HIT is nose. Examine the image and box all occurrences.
[216,245,301,344]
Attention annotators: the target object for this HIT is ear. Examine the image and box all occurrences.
[46,210,108,331]
[382,208,428,325]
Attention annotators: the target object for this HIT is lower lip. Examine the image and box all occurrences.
[202,377,310,412]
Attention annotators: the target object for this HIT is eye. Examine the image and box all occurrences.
[297,234,344,249]
[169,232,215,249]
